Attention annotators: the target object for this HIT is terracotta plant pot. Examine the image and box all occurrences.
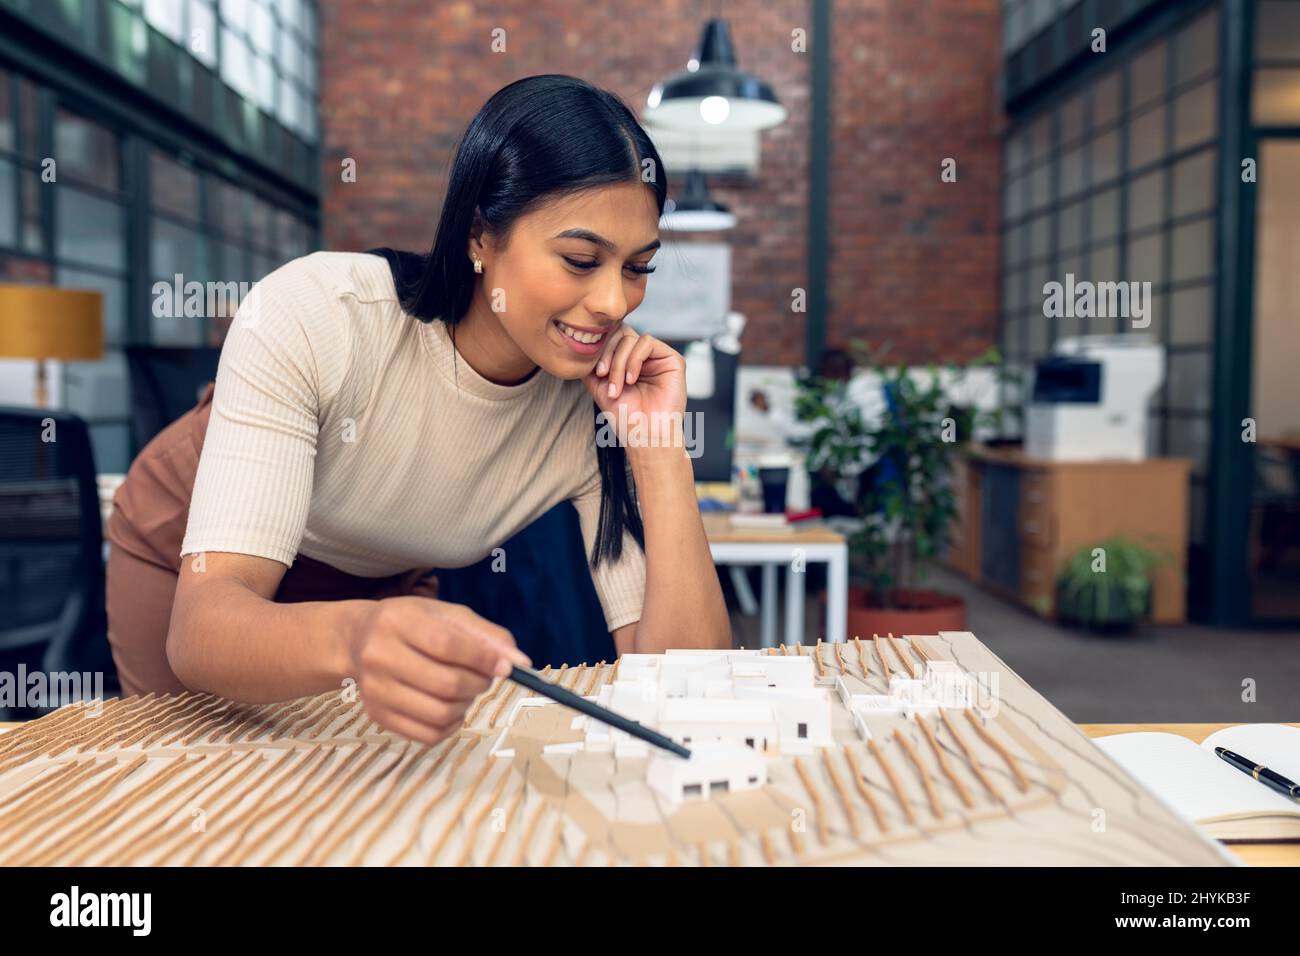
[830,586,967,640]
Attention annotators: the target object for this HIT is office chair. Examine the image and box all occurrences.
[0,407,119,719]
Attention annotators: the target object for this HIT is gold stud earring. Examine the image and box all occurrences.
[473,257,483,274]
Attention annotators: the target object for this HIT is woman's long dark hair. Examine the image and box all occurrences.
[369,74,666,568]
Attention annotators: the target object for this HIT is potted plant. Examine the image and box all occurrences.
[794,343,1000,637]
[1057,537,1166,633]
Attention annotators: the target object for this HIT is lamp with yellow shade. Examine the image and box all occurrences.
[0,285,104,408]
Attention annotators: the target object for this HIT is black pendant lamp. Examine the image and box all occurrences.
[645,18,786,132]
[660,168,737,232]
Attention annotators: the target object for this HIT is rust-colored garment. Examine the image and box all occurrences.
[105,383,438,697]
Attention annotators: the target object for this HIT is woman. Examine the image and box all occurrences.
[105,74,731,747]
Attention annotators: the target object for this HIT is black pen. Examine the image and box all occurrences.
[507,665,692,759]
[1215,747,1300,802]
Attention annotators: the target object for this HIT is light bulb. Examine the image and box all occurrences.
[699,96,730,125]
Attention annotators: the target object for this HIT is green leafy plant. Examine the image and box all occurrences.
[792,341,1006,609]
[1057,537,1167,630]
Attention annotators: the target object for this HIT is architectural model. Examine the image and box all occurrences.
[0,632,1240,866]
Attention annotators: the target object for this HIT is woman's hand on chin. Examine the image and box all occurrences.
[583,325,687,449]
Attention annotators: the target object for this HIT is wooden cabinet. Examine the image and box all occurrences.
[948,445,1191,623]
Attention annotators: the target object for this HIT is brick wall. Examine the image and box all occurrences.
[318,0,1001,366]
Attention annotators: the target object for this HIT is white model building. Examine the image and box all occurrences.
[646,742,767,804]
[582,649,833,758]
[836,659,977,740]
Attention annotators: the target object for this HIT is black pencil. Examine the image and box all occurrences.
[507,665,691,759]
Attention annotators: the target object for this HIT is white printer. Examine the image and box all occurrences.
[1024,335,1165,461]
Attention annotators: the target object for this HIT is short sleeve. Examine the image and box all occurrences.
[180,256,349,566]
[570,451,646,634]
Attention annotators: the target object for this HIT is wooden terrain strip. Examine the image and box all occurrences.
[146,698,237,748]
[579,662,607,698]
[938,710,1003,802]
[49,699,161,755]
[854,636,870,678]
[427,757,496,864]
[291,744,410,866]
[0,759,119,830]
[264,696,322,740]
[61,751,246,866]
[12,754,184,868]
[909,637,936,662]
[384,735,479,866]
[318,705,368,741]
[300,698,352,740]
[218,703,280,744]
[271,695,335,741]
[483,777,527,868]
[136,695,213,745]
[124,750,263,865]
[833,642,845,675]
[867,737,916,826]
[0,754,148,864]
[893,729,944,821]
[196,749,333,866]
[141,750,271,865]
[914,715,975,809]
[787,823,804,857]
[487,681,524,730]
[346,739,459,866]
[100,695,175,747]
[454,760,514,866]
[512,799,548,867]
[468,664,552,728]
[0,759,87,811]
[843,747,888,832]
[792,757,829,847]
[463,678,507,728]
[821,749,860,840]
[306,744,422,865]
[964,708,1031,792]
[0,699,100,758]
[573,839,593,867]
[540,815,565,866]
[873,635,892,682]
[887,633,918,679]
[252,742,392,866]
[811,641,826,678]
[179,747,322,866]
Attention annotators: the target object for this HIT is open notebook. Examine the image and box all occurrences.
[1094,724,1300,841]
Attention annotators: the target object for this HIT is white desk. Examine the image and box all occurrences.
[703,513,849,648]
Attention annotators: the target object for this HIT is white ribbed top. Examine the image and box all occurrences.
[181,250,645,632]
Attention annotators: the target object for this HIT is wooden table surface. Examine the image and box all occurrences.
[700,511,847,545]
[0,718,1293,866]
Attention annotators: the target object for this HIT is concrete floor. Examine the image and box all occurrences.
[726,566,1300,724]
